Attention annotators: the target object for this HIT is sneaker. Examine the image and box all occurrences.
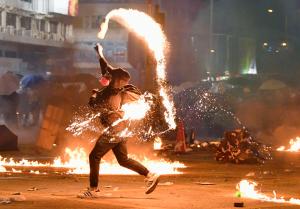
[77,188,101,199]
[145,173,160,194]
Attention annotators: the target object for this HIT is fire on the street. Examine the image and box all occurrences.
[153,137,163,150]
[237,180,300,205]
[0,147,186,175]
[276,137,300,152]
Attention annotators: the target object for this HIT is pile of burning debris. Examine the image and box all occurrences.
[215,129,272,164]
[190,129,272,164]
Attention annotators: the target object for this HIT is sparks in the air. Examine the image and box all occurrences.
[98,8,176,130]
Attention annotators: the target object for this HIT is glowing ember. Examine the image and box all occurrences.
[276,137,300,152]
[0,147,186,175]
[98,8,176,130]
[0,166,6,172]
[237,180,300,205]
[153,137,163,150]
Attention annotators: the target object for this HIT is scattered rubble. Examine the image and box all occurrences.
[245,172,255,177]
[0,200,11,204]
[158,182,174,186]
[0,193,26,204]
[104,185,112,188]
[27,187,38,191]
[234,202,244,207]
[215,129,272,164]
[194,182,216,185]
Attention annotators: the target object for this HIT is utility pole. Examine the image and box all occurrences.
[144,0,154,92]
[209,0,214,75]
[145,0,165,92]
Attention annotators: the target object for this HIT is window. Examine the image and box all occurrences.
[5,50,17,58]
[0,50,3,57]
[21,0,32,3]
[6,13,16,27]
[50,21,58,33]
[21,16,31,30]
[91,15,103,29]
[83,16,91,29]
[83,15,103,29]
[38,20,45,32]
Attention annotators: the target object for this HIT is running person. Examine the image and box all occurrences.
[77,44,160,198]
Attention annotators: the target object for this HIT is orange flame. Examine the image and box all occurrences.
[237,180,300,205]
[0,147,186,175]
[276,137,300,152]
[153,137,163,150]
[98,8,176,130]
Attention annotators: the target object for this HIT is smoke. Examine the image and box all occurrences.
[235,93,300,145]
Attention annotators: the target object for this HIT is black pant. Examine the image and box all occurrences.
[89,137,150,188]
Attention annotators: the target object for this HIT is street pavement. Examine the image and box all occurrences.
[0,152,300,209]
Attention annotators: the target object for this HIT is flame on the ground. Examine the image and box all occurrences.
[153,137,162,150]
[237,180,300,205]
[276,137,300,152]
[98,8,176,130]
[0,147,186,175]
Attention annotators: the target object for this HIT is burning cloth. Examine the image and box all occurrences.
[215,129,271,164]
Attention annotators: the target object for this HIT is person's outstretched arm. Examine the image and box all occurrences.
[94,43,114,75]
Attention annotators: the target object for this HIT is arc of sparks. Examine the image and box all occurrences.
[98,8,176,130]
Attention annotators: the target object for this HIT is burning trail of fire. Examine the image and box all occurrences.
[0,147,186,175]
[277,137,300,152]
[98,8,176,130]
[237,180,300,205]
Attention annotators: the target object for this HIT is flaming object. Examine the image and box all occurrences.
[98,8,176,130]
[153,137,163,150]
[112,93,153,128]
[277,137,300,152]
[0,148,186,175]
[237,180,300,205]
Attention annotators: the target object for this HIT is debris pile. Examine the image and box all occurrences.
[215,129,271,163]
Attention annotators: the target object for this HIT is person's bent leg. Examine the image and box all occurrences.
[113,140,160,194]
[112,140,149,176]
[89,139,113,188]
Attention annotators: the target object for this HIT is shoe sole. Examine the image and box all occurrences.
[145,175,160,194]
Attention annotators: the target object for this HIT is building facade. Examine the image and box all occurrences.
[74,0,147,85]
[0,0,76,75]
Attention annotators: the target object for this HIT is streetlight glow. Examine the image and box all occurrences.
[267,9,273,13]
[281,42,287,47]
